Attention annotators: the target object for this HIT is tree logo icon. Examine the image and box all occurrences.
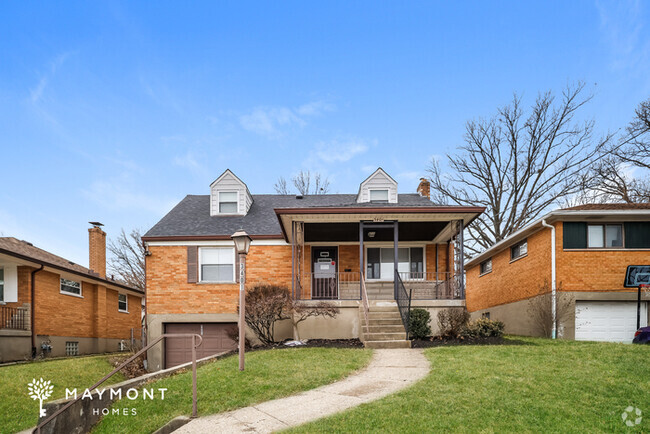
[622,406,642,427]
[28,378,54,417]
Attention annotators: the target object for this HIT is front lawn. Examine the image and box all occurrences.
[0,355,126,434]
[93,347,372,433]
[290,337,650,433]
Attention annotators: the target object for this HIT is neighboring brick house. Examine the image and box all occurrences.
[143,168,484,370]
[0,225,144,362]
[465,204,650,342]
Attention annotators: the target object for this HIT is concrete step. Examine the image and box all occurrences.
[368,311,400,318]
[363,325,405,333]
[367,306,399,312]
[364,332,407,340]
[366,319,403,326]
[364,340,411,349]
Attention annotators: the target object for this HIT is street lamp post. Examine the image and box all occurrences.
[231,229,252,371]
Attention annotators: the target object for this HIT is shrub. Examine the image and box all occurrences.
[461,318,505,338]
[409,309,432,339]
[244,284,292,344]
[437,308,470,338]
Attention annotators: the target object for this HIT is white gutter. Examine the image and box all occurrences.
[541,219,557,339]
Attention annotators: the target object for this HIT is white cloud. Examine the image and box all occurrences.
[314,138,370,163]
[596,0,649,73]
[173,150,209,178]
[239,100,335,138]
[83,178,177,216]
[29,51,74,103]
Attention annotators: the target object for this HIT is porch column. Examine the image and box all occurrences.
[458,219,465,298]
[359,221,364,297]
[394,221,399,299]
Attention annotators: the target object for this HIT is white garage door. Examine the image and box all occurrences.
[575,301,648,343]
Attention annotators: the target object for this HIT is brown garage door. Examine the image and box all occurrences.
[164,323,237,369]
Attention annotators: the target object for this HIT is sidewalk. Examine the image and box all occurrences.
[175,348,430,433]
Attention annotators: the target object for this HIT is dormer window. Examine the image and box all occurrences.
[369,189,389,203]
[218,192,238,213]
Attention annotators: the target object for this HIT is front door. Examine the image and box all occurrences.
[311,246,338,299]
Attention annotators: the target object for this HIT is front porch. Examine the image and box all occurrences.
[284,219,469,302]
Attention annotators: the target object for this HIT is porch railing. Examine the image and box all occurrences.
[1,305,29,330]
[395,269,413,339]
[298,271,461,301]
[360,272,369,327]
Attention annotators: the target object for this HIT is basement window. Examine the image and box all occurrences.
[65,341,79,356]
[60,278,82,296]
[118,294,128,312]
[479,258,492,276]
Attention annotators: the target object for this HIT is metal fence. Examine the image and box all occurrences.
[395,270,413,339]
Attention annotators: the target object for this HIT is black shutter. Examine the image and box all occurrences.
[624,222,650,248]
[187,246,198,283]
[563,222,587,249]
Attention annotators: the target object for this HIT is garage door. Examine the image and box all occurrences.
[164,323,237,368]
[575,301,648,343]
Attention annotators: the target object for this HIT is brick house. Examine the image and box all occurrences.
[143,168,484,370]
[465,204,650,342]
[0,225,144,362]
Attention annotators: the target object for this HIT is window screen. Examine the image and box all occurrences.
[219,192,238,213]
[605,225,623,247]
[200,248,235,282]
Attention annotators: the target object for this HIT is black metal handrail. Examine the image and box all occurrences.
[395,269,413,339]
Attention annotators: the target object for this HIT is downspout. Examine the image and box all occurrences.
[30,264,44,358]
[541,220,557,339]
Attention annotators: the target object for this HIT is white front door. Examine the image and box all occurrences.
[575,301,648,343]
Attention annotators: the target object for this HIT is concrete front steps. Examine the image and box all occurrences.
[361,303,411,349]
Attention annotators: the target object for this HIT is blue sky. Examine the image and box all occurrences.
[1,1,649,266]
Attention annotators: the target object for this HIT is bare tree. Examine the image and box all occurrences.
[107,228,145,292]
[428,83,612,254]
[289,300,339,340]
[526,280,573,338]
[274,170,331,195]
[579,97,650,203]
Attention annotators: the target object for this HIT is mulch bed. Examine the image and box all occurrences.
[411,336,524,348]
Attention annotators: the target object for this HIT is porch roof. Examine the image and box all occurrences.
[143,193,483,242]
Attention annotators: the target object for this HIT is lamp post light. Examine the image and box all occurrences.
[231,229,252,371]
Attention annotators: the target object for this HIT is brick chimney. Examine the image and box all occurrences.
[417,178,431,199]
[88,223,106,278]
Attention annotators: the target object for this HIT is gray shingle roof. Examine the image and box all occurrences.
[144,194,437,238]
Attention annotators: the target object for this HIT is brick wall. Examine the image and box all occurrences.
[466,225,552,312]
[7,266,141,339]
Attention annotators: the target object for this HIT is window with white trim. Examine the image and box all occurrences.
[369,189,389,203]
[480,258,492,275]
[65,341,79,356]
[118,294,128,312]
[0,268,4,302]
[200,248,235,282]
[218,192,238,213]
[60,278,82,296]
[510,240,527,261]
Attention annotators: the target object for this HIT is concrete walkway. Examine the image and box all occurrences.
[175,348,430,433]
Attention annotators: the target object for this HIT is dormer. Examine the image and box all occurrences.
[210,169,253,216]
[357,167,398,203]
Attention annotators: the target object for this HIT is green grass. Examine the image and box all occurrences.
[290,337,650,433]
[93,347,372,433]
[0,355,126,434]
